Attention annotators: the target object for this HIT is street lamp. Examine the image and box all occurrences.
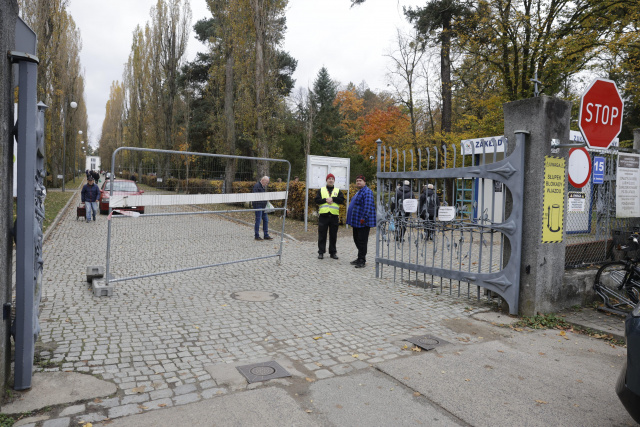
[74,130,82,179]
[79,140,84,174]
[62,100,77,192]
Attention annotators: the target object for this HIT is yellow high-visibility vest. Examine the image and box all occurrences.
[319,187,340,215]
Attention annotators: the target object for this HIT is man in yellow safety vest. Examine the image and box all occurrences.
[314,173,345,259]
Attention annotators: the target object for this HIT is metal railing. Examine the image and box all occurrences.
[374,133,527,315]
[105,147,290,285]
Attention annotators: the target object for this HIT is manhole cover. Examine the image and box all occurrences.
[251,366,276,376]
[406,335,450,351]
[231,291,279,302]
[237,361,291,383]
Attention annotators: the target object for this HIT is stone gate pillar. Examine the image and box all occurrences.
[504,96,572,316]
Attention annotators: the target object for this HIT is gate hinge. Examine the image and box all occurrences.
[3,303,12,321]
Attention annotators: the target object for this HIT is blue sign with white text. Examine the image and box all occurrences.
[593,156,605,184]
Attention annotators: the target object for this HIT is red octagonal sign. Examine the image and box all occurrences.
[579,78,624,150]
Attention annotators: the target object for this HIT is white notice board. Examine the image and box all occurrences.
[616,153,640,218]
[306,155,350,190]
[304,155,351,231]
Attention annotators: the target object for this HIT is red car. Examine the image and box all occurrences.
[99,179,145,215]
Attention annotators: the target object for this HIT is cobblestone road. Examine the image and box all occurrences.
[34,190,493,423]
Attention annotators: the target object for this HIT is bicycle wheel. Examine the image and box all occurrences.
[594,261,638,313]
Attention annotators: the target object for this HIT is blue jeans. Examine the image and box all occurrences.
[254,210,269,238]
[85,201,98,221]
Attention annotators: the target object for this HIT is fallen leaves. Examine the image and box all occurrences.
[132,386,146,394]
[158,403,167,407]
[305,377,315,383]
[313,336,321,340]
[413,392,421,397]
[559,331,570,340]
[411,346,422,352]
[535,400,548,405]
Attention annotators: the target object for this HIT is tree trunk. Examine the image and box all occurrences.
[252,0,269,178]
[224,49,236,193]
[441,20,452,134]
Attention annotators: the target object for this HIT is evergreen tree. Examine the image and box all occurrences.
[311,67,343,155]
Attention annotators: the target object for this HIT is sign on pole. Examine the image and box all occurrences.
[567,147,591,189]
[578,78,624,150]
[592,156,605,184]
[616,153,640,218]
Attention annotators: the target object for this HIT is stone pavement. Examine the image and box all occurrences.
[5,188,493,425]
[3,188,634,426]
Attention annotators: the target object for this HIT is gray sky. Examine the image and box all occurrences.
[67,0,422,147]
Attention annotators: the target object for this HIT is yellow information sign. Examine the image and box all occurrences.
[542,156,565,243]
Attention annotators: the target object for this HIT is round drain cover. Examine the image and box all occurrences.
[231,291,278,302]
[416,337,440,346]
[251,366,276,376]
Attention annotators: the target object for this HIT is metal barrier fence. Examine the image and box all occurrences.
[565,147,639,267]
[374,134,526,315]
[104,147,290,285]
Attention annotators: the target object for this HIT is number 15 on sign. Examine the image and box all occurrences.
[593,156,605,184]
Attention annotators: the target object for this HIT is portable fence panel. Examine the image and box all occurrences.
[374,134,526,315]
[105,147,290,284]
[565,148,639,267]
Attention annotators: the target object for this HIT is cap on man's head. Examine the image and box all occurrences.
[403,180,410,185]
[356,175,366,181]
[88,176,94,181]
[326,173,335,181]
[427,184,433,189]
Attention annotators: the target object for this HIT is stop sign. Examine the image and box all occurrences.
[579,78,624,150]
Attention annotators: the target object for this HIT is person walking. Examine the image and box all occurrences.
[252,176,273,241]
[346,175,376,268]
[81,175,100,222]
[315,173,344,259]
[419,183,440,240]
[390,180,413,241]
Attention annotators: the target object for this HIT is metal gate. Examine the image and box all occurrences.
[104,147,290,286]
[374,133,527,315]
[565,147,639,267]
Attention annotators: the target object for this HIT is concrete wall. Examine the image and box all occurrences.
[1,0,19,399]
[504,96,573,316]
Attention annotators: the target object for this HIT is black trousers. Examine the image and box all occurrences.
[318,214,339,255]
[352,226,370,262]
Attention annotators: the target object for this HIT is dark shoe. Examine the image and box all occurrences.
[318,254,324,259]
[355,262,366,268]
[330,254,339,260]
[255,236,263,241]
[350,259,360,265]
[264,235,273,240]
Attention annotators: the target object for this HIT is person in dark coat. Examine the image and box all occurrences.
[252,176,273,241]
[419,183,440,240]
[346,175,376,267]
[390,180,414,241]
[81,175,100,222]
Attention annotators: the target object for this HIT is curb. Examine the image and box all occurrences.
[43,180,84,244]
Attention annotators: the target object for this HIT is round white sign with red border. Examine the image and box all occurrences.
[567,147,592,188]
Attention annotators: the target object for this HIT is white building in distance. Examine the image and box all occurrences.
[85,156,100,172]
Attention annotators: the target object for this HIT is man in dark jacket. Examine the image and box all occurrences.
[419,183,440,240]
[81,175,100,222]
[252,176,273,241]
[315,173,345,259]
[390,180,413,241]
[346,175,376,268]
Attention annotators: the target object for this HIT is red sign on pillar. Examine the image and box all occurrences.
[578,78,624,150]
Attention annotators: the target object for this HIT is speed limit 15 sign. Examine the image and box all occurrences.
[592,156,605,184]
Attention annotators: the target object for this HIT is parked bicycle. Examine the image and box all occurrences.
[594,234,640,315]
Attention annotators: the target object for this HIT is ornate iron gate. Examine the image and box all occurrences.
[374,133,527,315]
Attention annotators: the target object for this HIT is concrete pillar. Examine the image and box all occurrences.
[1,0,19,394]
[504,96,572,316]
[633,128,640,151]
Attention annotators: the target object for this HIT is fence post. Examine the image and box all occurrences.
[504,96,572,316]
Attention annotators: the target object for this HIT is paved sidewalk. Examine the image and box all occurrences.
[3,190,634,426]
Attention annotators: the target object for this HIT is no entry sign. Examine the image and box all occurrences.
[579,78,624,150]
[567,147,592,188]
